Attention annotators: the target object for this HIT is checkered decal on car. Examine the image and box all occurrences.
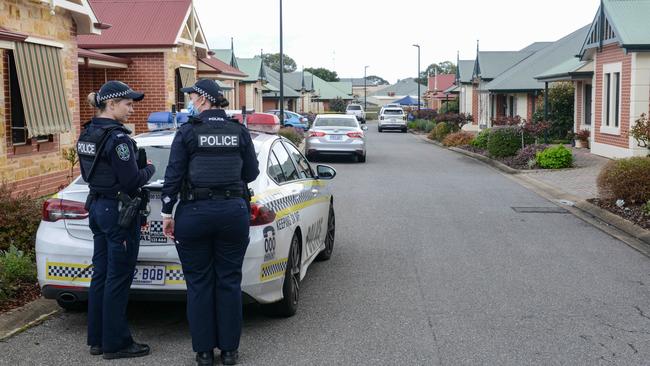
[260,258,288,282]
[263,190,314,214]
[46,262,185,284]
[47,264,93,281]
[148,220,164,233]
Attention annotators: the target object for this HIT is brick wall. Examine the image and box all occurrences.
[77,53,167,133]
[575,81,583,130]
[263,99,276,111]
[593,43,631,148]
[0,1,81,197]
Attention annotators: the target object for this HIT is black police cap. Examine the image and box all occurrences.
[96,80,144,103]
[180,79,223,104]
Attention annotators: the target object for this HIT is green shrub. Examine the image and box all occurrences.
[487,126,529,158]
[407,121,417,130]
[414,119,429,131]
[428,122,450,141]
[0,184,41,254]
[424,121,436,133]
[597,157,650,202]
[442,132,475,147]
[0,246,36,284]
[471,129,491,149]
[536,145,573,169]
[279,127,304,146]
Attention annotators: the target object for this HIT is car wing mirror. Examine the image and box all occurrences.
[361,125,368,131]
[316,165,336,180]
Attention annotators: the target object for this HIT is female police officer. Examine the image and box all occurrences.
[161,79,259,365]
[77,81,155,360]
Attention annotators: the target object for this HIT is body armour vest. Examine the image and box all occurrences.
[77,122,129,192]
[187,118,243,189]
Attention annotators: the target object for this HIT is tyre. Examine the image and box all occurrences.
[261,232,301,317]
[378,127,382,132]
[357,154,366,163]
[402,128,407,133]
[316,205,335,261]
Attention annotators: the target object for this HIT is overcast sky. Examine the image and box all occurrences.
[194,0,600,84]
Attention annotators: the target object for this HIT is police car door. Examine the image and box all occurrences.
[281,141,329,263]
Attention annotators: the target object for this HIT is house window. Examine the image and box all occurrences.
[601,63,622,134]
[175,70,185,112]
[8,51,27,145]
[508,96,515,117]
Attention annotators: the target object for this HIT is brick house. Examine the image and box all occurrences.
[212,49,265,113]
[538,0,650,159]
[483,25,589,127]
[77,0,214,133]
[1,0,102,196]
[197,56,247,110]
[425,74,456,110]
[456,60,476,121]
[284,71,318,113]
[261,64,301,112]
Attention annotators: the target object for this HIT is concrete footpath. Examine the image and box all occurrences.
[0,298,59,341]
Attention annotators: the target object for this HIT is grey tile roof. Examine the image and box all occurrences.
[519,42,553,53]
[535,57,592,81]
[262,65,301,98]
[284,72,314,91]
[369,78,426,97]
[458,60,475,83]
[603,0,650,47]
[474,51,535,80]
[486,25,591,92]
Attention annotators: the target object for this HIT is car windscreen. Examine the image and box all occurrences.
[313,118,358,127]
[347,105,361,110]
[383,109,404,115]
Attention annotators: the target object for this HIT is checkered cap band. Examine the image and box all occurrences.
[98,89,137,102]
[193,86,218,103]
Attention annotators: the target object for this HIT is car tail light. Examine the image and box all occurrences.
[42,198,88,222]
[309,131,326,137]
[250,203,276,226]
[347,132,364,138]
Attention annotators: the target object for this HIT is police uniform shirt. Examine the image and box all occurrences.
[78,118,155,195]
[161,109,259,215]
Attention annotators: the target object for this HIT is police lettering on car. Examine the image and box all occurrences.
[160,79,259,366]
[77,81,155,360]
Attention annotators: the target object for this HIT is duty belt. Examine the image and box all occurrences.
[184,187,243,201]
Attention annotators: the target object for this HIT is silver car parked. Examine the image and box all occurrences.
[305,114,368,163]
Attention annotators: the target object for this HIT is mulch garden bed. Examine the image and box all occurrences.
[0,282,41,315]
[456,145,535,170]
[588,198,650,230]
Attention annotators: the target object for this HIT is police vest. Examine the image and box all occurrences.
[76,122,129,191]
[187,117,243,189]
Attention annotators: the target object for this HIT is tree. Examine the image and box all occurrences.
[305,67,339,82]
[417,61,458,84]
[262,53,297,73]
[329,97,346,112]
[365,75,389,86]
[533,82,575,139]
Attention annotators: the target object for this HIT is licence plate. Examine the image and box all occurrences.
[329,135,343,141]
[133,265,166,285]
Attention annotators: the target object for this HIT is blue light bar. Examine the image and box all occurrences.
[147,111,191,131]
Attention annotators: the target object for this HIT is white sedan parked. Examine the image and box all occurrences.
[37,129,337,317]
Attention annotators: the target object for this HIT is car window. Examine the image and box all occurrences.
[347,105,361,110]
[272,142,301,182]
[383,109,404,115]
[313,118,358,127]
[282,141,313,179]
[267,151,286,184]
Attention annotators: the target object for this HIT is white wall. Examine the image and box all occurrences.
[629,52,650,155]
[459,84,473,115]
[516,94,528,120]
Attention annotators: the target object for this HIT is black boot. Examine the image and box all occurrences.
[89,345,103,356]
[102,342,150,360]
[196,351,214,366]
[220,350,239,365]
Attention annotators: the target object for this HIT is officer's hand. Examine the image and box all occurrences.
[163,218,175,240]
[147,160,153,165]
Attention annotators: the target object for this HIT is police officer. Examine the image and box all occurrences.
[78,81,155,360]
[161,79,259,366]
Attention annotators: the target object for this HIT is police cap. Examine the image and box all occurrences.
[180,79,223,104]
[97,80,144,103]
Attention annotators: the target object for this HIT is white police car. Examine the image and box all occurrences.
[36,122,336,317]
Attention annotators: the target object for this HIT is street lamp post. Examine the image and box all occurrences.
[279,0,285,120]
[412,44,421,111]
[364,65,369,110]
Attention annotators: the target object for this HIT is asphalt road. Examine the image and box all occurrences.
[1,122,649,365]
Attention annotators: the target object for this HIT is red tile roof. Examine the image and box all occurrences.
[200,57,247,77]
[78,0,191,48]
[427,74,457,99]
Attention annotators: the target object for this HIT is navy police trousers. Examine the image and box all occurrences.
[87,198,140,353]
[174,198,250,353]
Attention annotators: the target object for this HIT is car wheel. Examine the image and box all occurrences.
[262,232,301,317]
[316,205,335,261]
[357,154,366,163]
[378,127,382,132]
[402,128,407,133]
[57,298,87,312]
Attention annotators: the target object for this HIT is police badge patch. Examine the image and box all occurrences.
[116,143,130,161]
